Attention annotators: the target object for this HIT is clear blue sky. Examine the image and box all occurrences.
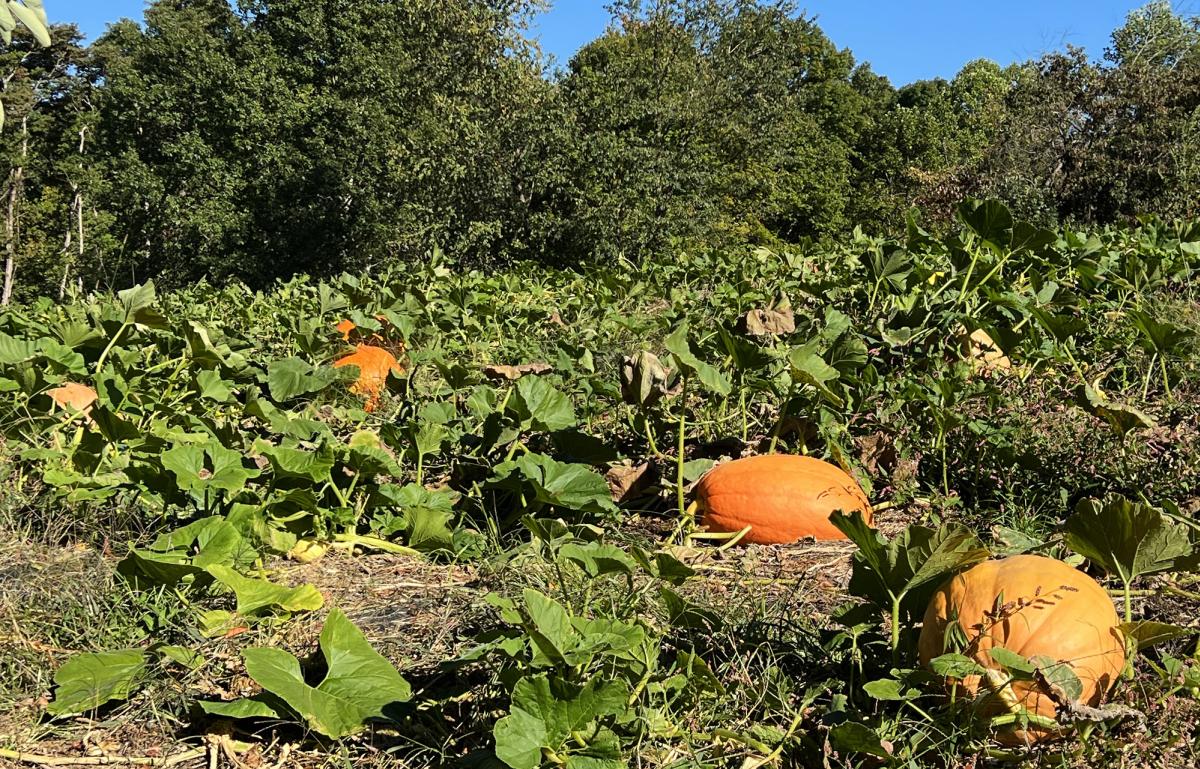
[51,0,1185,85]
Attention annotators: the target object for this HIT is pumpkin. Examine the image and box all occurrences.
[333,344,403,412]
[334,315,390,342]
[693,454,872,544]
[335,319,357,341]
[47,382,98,422]
[918,554,1125,744]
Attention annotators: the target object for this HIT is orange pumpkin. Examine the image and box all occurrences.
[47,383,98,422]
[334,315,390,342]
[694,454,872,543]
[918,555,1126,745]
[333,344,403,412]
[335,319,357,341]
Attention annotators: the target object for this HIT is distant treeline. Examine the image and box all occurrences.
[1,0,1198,300]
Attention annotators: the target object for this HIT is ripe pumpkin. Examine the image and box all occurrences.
[694,454,872,544]
[335,319,357,341]
[333,344,404,412]
[334,315,390,342]
[47,382,98,421]
[918,554,1125,744]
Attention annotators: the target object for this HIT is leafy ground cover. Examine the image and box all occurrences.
[1,202,1200,767]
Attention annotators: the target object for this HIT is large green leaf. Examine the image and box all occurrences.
[1065,495,1196,585]
[788,341,843,406]
[663,325,730,396]
[958,199,1014,246]
[523,588,578,666]
[256,441,335,482]
[834,511,989,615]
[491,453,618,518]
[1129,309,1194,354]
[212,609,410,738]
[509,376,576,432]
[267,357,339,401]
[161,444,259,495]
[205,564,324,615]
[46,650,147,717]
[494,675,629,769]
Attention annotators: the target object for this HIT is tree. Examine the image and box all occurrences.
[92,0,553,286]
[1,23,92,304]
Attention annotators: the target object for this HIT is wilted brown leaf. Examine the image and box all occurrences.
[483,362,553,381]
[620,351,675,407]
[740,307,796,336]
[605,462,655,503]
[857,431,898,477]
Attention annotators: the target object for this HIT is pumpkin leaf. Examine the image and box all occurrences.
[558,542,636,578]
[664,325,731,396]
[46,650,147,717]
[1128,310,1194,354]
[1031,655,1084,703]
[988,646,1036,675]
[1076,381,1155,438]
[1118,621,1197,651]
[862,678,918,701]
[619,350,674,408]
[929,653,987,679]
[508,376,576,433]
[491,453,618,518]
[834,510,990,612]
[788,341,844,407]
[206,609,410,738]
[828,722,892,759]
[205,564,324,616]
[1065,495,1196,586]
[200,697,285,721]
[959,199,1014,247]
[494,674,629,769]
[267,357,339,401]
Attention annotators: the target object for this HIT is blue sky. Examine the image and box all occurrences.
[51,1,1181,85]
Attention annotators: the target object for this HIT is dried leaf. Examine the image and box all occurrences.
[740,307,795,337]
[857,431,898,477]
[604,462,654,503]
[483,362,553,381]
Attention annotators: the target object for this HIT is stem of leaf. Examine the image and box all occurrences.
[94,320,130,373]
[1143,353,1156,400]
[891,592,903,667]
[676,376,689,523]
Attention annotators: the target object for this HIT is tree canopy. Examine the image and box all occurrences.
[1,0,1198,300]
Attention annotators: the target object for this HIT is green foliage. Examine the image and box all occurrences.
[201,609,411,738]
[1066,494,1198,620]
[46,649,146,717]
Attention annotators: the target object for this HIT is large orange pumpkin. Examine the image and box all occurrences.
[333,344,403,412]
[694,454,872,543]
[918,555,1125,744]
[47,383,98,421]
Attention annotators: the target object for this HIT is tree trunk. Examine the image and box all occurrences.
[60,126,88,300]
[2,115,28,306]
